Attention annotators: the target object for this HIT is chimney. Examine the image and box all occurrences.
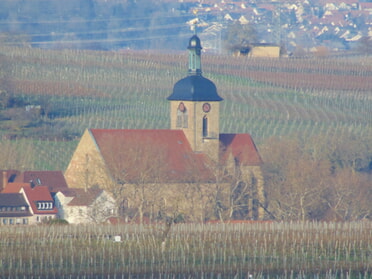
[2,171,7,191]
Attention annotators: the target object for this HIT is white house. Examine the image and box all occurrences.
[55,188,117,224]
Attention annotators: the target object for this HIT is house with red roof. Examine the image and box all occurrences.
[65,34,265,222]
[0,193,32,225]
[13,171,69,193]
[2,183,58,224]
[1,170,20,192]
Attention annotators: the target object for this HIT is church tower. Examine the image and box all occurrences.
[167,35,223,161]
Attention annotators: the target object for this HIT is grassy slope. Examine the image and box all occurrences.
[1,46,372,170]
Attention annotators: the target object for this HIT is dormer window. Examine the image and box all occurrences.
[36,201,53,210]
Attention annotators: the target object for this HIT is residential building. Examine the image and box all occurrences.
[55,188,116,224]
[13,170,69,193]
[233,43,281,57]
[0,193,32,225]
[1,170,20,192]
[2,183,58,224]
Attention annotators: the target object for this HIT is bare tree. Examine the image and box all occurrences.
[260,133,372,221]
[223,21,258,53]
[261,136,331,220]
[324,168,372,220]
[201,152,265,221]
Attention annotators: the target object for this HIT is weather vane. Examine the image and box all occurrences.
[191,9,198,34]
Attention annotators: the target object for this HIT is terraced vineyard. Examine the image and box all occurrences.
[0,46,371,170]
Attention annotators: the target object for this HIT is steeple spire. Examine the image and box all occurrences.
[187,33,202,76]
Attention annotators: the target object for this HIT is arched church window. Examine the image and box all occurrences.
[202,115,208,137]
[176,102,188,128]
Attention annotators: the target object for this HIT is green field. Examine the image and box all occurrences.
[0,46,371,170]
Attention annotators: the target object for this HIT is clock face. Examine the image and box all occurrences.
[178,102,186,112]
[202,103,211,113]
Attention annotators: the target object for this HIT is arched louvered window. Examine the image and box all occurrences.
[202,115,208,137]
[176,103,188,128]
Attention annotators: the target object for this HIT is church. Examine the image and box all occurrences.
[64,34,265,222]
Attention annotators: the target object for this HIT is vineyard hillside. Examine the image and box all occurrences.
[0,46,371,170]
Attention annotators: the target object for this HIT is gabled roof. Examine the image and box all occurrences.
[14,171,69,193]
[21,185,58,215]
[58,188,104,206]
[2,183,30,193]
[219,133,262,166]
[0,193,29,207]
[0,193,32,218]
[68,188,102,206]
[90,129,215,183]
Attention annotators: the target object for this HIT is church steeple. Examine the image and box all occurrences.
[168,34,223,161]
[167,34,222,102]
[187,35,202,76]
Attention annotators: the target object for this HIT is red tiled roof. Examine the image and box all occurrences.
[0,170,20,190]
[59,188,103,206]
[15,171,69,193]
[2,183,30,193]
[257,3,276,11]
[90,129,215,183]
[219,133,262,166]
[21,185,58,214]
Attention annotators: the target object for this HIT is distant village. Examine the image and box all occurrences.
[1,0,371,53]
[0,170,117,225]
[179,0,372,54]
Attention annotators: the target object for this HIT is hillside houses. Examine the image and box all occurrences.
[183,0,372,54]
[0,193,32,225]
[2,183,57,224]
[0,170,116,225]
